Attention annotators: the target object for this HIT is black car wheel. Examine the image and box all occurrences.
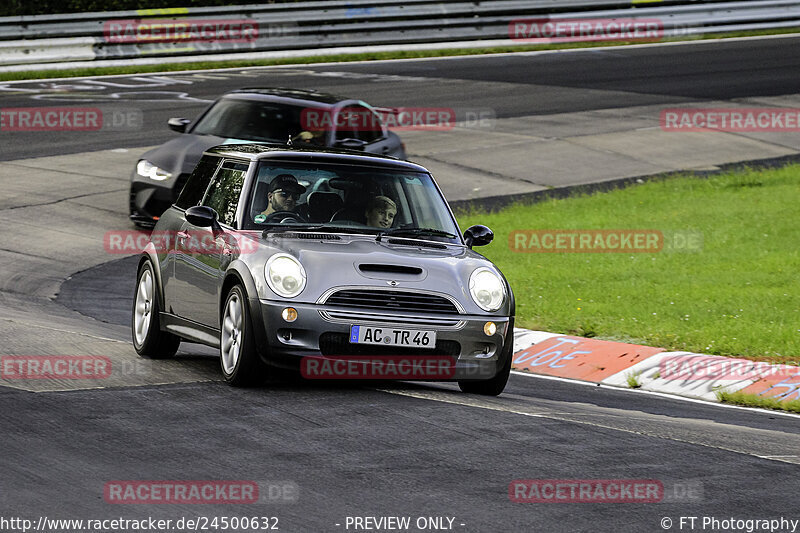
[132,260,180,358]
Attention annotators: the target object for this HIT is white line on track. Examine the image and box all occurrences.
[377,382,800,464]
[510,370,800,420]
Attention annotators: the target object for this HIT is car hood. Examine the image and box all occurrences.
[141,134,227,177]
[243,233,508,315]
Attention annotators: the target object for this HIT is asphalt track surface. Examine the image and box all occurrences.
[2,37,800,532]
[4,35,800,160]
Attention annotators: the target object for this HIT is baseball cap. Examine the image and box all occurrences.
[269,174,307,194]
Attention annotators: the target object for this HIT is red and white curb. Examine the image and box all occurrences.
[512,328,800,405]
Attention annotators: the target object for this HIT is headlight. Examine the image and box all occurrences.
[136,160,172,181]
[469,267,506,312]
[265,254,306,298]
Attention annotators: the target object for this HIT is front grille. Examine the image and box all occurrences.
[319,310,463,328]
[325,289,459,314]
[319,332,461,357]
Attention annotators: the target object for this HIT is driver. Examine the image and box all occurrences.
[260,174,306,217]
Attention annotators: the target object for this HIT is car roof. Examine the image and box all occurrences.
[204,143,429,172]
[224,88,348,107]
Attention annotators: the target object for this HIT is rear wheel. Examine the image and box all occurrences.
[132,260,180,358]
[220,285,263,386]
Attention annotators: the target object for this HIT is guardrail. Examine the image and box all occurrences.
[1,0,799,68]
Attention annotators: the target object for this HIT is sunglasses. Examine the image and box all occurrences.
[273,190,300,200]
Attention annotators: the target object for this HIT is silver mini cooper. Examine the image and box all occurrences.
[132,144,515,395]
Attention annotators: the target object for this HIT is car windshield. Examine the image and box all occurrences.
[243,161,461,243]
[191,99,326,144]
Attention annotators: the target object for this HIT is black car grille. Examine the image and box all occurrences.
[325,289,459,314]
[319,332,460,357]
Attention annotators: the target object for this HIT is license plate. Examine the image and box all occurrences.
[350,325,437,349]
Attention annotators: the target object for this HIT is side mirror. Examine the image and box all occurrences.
[334,138,367,150]
[185,205,219,228]
[464,225,494,248]
[168,117,191,133]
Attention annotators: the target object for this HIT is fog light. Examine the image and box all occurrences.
[281,307,298,322]
[483,321,497,336]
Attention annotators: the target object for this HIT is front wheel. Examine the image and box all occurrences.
[458,334,513,396]
[220,285,263,386]
[132,260,180,358]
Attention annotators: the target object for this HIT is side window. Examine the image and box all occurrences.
[356,106,383,143]
[201,161,248,227]
[175,156,220,209]
[335,105,383,144]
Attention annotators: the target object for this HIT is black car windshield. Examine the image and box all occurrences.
[243,161,461,243]
[192,99,326,144]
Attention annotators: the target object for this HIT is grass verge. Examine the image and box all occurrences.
[2,28,800,82]
[715,389,800,414]
[456,164,800,365]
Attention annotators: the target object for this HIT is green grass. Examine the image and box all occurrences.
[456,165,800,365]
[2,28,800,82]
[626,372,642,389]
[715,389,800,413]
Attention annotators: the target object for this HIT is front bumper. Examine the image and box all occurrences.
[252,299,511,381]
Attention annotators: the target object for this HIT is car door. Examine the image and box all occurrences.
[163,155,220,315]
[171,160,248,327]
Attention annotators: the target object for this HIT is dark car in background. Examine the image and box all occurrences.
[132,144,514,395]
[129,88,407,227]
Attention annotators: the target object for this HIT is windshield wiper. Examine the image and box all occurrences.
[262,224,376,237]
[376,227,458,242]
[259,223,305,236]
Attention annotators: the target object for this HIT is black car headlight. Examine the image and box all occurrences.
[469,267,506,312]
[136,159,172,181]
[265,254,307,298]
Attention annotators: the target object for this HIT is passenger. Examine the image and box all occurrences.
[365,196,397,228]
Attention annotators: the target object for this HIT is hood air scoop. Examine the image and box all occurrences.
[357,263,425,281]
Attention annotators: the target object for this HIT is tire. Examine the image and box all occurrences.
[458,333,513,396]
[132,260,180,358]
[220,285,264,386]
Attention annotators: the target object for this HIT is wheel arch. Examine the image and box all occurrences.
[137,246,165,311]
[219,261,270,358]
